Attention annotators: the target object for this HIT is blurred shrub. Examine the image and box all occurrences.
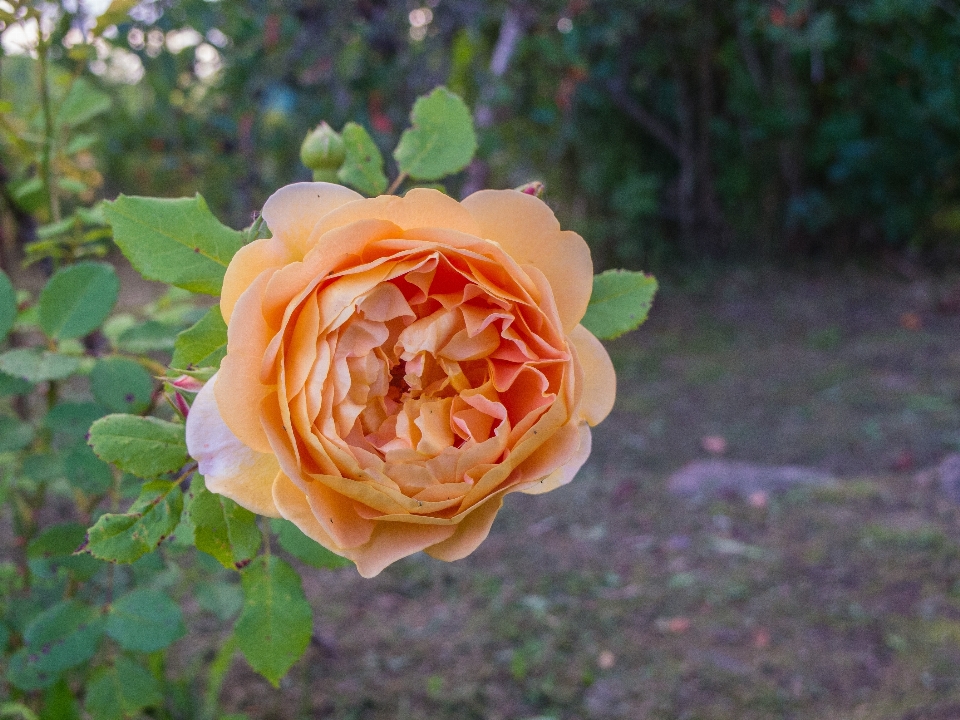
[8,0,960,267]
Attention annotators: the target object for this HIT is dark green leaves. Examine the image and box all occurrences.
[87,415,187,478]
[394,87,476,181]
[580,270,658,340]
[0,349,81,383]
[106,588,185,652]
[7,601,105,690]
[83,481,184,563]
[0,269,15,341]
[104,194,243,295]
[90,358,154,414]
[171,305,227,369]
[272,518,351,570]
[235,556,312,686]
[190,477,261,570]
[337,122,388,196]
[84,656,162,720]
[37,262,119,340]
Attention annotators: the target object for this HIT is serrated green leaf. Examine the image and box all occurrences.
[6,601,105,690]
[580,270,658,340]
[103,195,243,295]
[87,414,187,478]
[0,349,81,383]
[236,555,312,686]
[56,78,111,128]
[0,416,33,452]
[83,480,183,563]
[394,87,477,181]
[171,305,227,369]
[0,270,15,341]
[90,357,154,414]
[106,588,185,652]
[271,518,351,570]
[337,122,388,196]
[37,262,119,340]
[189,475,261,569]
[84,656,162,720]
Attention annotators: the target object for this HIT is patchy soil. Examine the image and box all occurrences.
[204,265,960,719]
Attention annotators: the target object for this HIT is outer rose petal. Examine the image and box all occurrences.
[569,324,616,426]
[261,182,363,258]
[519,424,592,495]
[346,521,456,578]
[461,189,593,332]
[221,237,291,324]
[425,493,506,562]
[186,373,281,517]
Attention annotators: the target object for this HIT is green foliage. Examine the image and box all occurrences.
[0,416,33,453]
[394,87,477,181]
[87,415,187,478]
[103,195,243,295]
[581,270,658,340]
[0,271,15,342]
[83,481,184,563]
[337,122,388,196]
[0,349,81,383]
[38,263,118,341]
[272,518,351,570]
[84,656,162,720]
[235,556,312,687]
[7,601,105,690]
[56,78,111,128]
[90,357,154,414]
[106,588,186,652]
[190,476,262,570]
[171,305,227,370]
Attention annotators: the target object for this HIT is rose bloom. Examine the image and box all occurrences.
[185,183,615,577]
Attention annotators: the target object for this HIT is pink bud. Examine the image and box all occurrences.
[170,374,204,393]
[515,181,545,197]
[174,392,191,419]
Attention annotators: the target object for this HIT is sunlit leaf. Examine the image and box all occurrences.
[83,480,184,563]
[190,476,261,570]
[394,87,477,181]
[171,305,227,369]
[337,122,387,196]
[87,414,187,478]
[580,270,658,340]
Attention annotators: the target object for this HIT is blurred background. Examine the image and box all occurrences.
[6,1,960,718]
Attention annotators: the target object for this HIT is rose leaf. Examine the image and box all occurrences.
[87,414,188,478]
[171,305,227,370]
[189,475,262,570]
[103,194,243,296]
[581,270,658,340]
[0,269,16,342]
[84,656,162,720]
[337,122,388,196]
[38,262,119,341]
[235,555,312,687]
[106,588,186,652]
[271,518,352,570]
[394,86,477,181]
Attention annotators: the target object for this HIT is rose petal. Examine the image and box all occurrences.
[272,471,343,550]
[186,373,281,517]
[261,182,362,257]
[425,492,505,562]
[346,520,456,578]
[569,324,616,426]
[461,189,593,332]
[519,424,592,495]
[221,237,291,324]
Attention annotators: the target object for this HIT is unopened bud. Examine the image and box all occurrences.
[300,122,346,172]
[170,374,204,393]
[515,181,545,198]
[312,168,340,183]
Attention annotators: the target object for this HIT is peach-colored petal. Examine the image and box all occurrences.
[215,273,274,453]
[220,237,292,325]
[569,324,616,425]
[261,182,362,257]
[186,374,281,517]
[461,189,593,331]
[273,471,344,552]
[519,424,592,495]
[306,189,481,245]
[425,492,505,562]
[345,520,456,578]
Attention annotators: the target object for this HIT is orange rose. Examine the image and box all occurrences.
[185,183,615,577]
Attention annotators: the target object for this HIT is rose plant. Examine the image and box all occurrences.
[0,72,655,715]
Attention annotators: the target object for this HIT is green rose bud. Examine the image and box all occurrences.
[300,122,346,171]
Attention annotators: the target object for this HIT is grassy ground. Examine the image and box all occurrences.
[210,264,960,719]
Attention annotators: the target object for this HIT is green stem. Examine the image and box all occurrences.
[36,32,61,225]
[386,171,408,195]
